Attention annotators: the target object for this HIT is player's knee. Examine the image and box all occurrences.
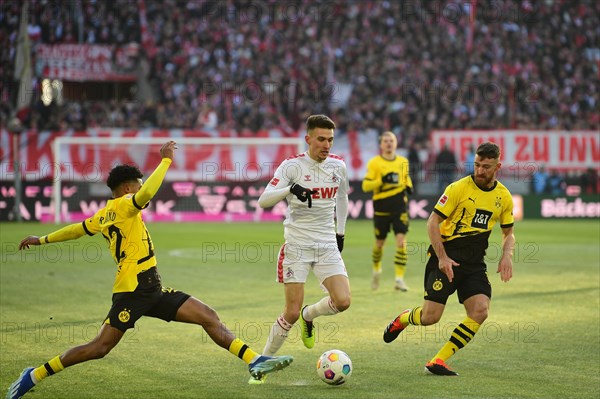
[421,308,443,325]
[203,305,220,321]
[333,296,351,312]
[196,305,223,328]
[467,302,489,323]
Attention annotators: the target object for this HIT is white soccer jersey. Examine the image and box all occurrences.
[261,152,349,245]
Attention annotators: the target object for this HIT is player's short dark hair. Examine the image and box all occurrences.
[476,142,501,160]
[107,164,143,190]
[306,114,336,131]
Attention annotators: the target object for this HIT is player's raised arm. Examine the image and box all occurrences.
[134,140,177,207]
[18,223,87,250]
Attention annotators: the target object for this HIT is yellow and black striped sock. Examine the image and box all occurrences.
[431,317,480,363]
[32,355,64,383]
[400,306,422,326]
[229,338,259,365]
[372,245,383,273]
[394,246,407,279]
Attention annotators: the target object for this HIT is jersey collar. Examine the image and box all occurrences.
[470,175,498,191]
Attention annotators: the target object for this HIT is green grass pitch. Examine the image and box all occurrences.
[1,219,599,398]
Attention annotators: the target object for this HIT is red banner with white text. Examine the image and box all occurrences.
[36,44,139,81]
[431,130,600,173]
[0,129,377,182]
[1,129,597,184]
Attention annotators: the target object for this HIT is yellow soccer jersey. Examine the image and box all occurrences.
[362,155,413,214]
[434,175,514,243]
[82,194,156,293]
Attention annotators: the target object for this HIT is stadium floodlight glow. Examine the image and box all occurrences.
[41,79,52,106]
[52,135,305,223]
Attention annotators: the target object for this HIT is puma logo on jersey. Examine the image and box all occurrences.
[468,197,476,203]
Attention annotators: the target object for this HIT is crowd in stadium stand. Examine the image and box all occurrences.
[1,0,598,148]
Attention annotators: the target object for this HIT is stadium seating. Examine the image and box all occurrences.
[1,0,598,143]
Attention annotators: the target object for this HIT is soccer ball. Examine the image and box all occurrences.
[316,349,352,385]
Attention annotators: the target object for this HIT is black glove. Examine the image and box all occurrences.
[290,183,318,208]
[336,234,345,253]
[382,172,399,184]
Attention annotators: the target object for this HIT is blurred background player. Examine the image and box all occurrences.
[6,141,293,399]
[362,131,413,291]
[382,142,515,376]
[435,143,458,192]
[252,115,350,384]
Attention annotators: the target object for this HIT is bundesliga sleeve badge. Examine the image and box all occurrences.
[438,194,448,206]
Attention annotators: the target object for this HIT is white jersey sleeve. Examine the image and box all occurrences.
[261,152,348,245]
[335,163,349,235]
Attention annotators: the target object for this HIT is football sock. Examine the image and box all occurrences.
[394,246,407,279]
[228,338,259,364]
[303,297,339,322]
[262,314,292,356]
[400,306,422,326]
[32,355,64,383]
[372,245,383,273]
[431,317,480,363]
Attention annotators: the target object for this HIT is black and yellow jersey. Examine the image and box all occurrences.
[362,155,413,214]
[82,158,171,293]
[83,194,156,293]
[432,175,514,264]
[39,158,172,293]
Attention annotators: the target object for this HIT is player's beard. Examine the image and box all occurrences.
[474,174,494,189]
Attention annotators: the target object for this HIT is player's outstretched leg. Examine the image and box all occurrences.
[248,355,294,379]
[6,368,35,399]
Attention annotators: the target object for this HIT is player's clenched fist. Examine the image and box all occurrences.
[290,183,318,208]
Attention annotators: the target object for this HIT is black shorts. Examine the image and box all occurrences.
[423,254,492,305]
[105,267,191,332]
[373,212,409,240]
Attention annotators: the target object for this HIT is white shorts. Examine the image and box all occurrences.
[276,243,348,284]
